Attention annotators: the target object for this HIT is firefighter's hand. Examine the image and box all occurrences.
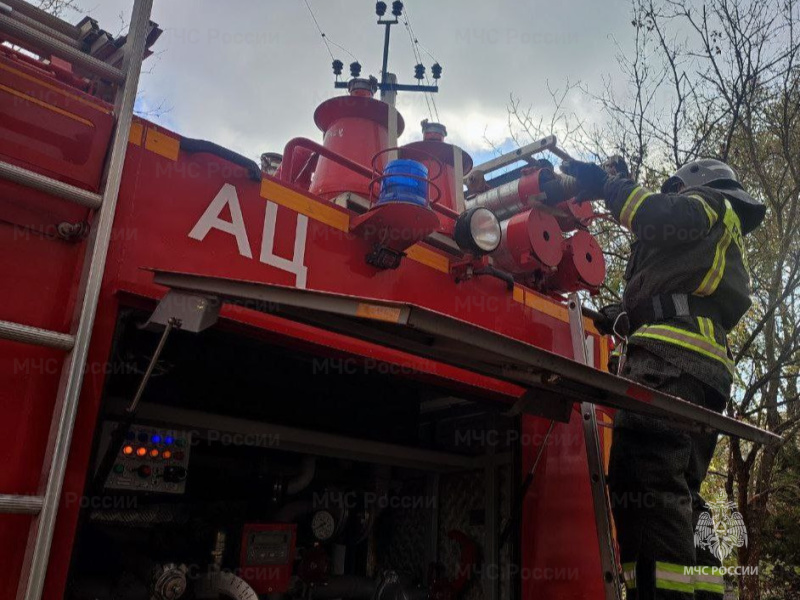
[601,155,630,179]
[559,160,608,202]
[593,304,629,337]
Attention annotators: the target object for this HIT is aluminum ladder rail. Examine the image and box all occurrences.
[566,294,623,600]
[0,2,154,599]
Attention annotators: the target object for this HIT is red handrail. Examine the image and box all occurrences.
[280,137,372,183]
[279,137,461,221]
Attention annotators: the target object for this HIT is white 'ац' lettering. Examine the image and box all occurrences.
[188,183,309,288]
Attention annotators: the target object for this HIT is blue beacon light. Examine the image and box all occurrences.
[377,159,429,206]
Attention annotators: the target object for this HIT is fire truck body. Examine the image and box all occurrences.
[0,4,776,600]
[0,16,609,598]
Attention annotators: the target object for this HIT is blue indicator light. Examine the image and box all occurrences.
[165,436,174,445]
[151,434,162,444]
[377,159,428,206]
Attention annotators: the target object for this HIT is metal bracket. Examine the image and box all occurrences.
[142,290,220,333]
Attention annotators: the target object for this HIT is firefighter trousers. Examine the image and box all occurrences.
[608,346,727,600]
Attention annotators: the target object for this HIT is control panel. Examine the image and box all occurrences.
[97,422,192,494]
[239,523,296,594]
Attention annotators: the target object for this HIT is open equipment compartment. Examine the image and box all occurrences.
[67,304,520,600]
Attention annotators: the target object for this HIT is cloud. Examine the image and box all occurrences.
[71,0,634,161]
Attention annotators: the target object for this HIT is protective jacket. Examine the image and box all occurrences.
[602,177,752,394]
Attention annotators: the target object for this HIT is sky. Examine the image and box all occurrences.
[66,0,634,165]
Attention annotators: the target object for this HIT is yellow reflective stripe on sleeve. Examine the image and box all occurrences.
[632,324,734,374]
[619,186,654,229]
[655,562,694,594]
[687,194,719,231]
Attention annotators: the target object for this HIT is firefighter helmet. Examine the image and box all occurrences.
[661,158,766,234]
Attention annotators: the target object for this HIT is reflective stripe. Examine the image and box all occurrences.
[622,562,636,589]
[655,562,694,594]
[697,316,715,342]
[695,228,732,295]
[692,567,725,594]
[688,194,719,230]
[632,324,734,374]
[695,199,745,295]
[697,317,707,337]
[620,186,653,229]
[723,199,748,272]
[694,580,725,594]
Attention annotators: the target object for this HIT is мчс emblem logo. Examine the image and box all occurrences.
[694,495,748,561]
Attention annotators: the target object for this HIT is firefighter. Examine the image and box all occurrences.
[560,157,766,600]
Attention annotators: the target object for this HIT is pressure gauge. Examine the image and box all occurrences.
[311,510,337,541]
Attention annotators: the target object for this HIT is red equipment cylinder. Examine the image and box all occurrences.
[555,198,594,231]
[309,78,405,200]
[466,167,554,221]
[547,230,606,293]
[399,120,472,212]
[490,208,563,275]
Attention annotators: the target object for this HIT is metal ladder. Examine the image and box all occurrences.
[566,293,623,600]
[0,1,154,599]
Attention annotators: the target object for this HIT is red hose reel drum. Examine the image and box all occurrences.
[490,209,563,274]
[548,230,606,293]
[555,198,594,231]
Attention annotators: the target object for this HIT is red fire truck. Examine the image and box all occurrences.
[0,2,776,600]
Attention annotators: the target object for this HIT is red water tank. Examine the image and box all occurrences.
[399,120,472,212]
[309,78,405,200]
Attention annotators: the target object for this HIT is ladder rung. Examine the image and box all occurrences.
[0,320,75,351]
[0,13,124,83]
[0,161,102,209]
[0,161,103,208]
[0,3,82,49]
[1,0,81,40]
[0,494,43,515]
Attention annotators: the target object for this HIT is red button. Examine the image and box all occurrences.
[137,465,152,478]
[174,451,185,461]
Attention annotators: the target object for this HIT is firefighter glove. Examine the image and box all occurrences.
[601,155,630,179]
[559,159,608,202]
[594,303,630,337]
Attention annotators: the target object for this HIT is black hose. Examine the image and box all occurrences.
[474,266,515,291]
[180,138,262,181]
